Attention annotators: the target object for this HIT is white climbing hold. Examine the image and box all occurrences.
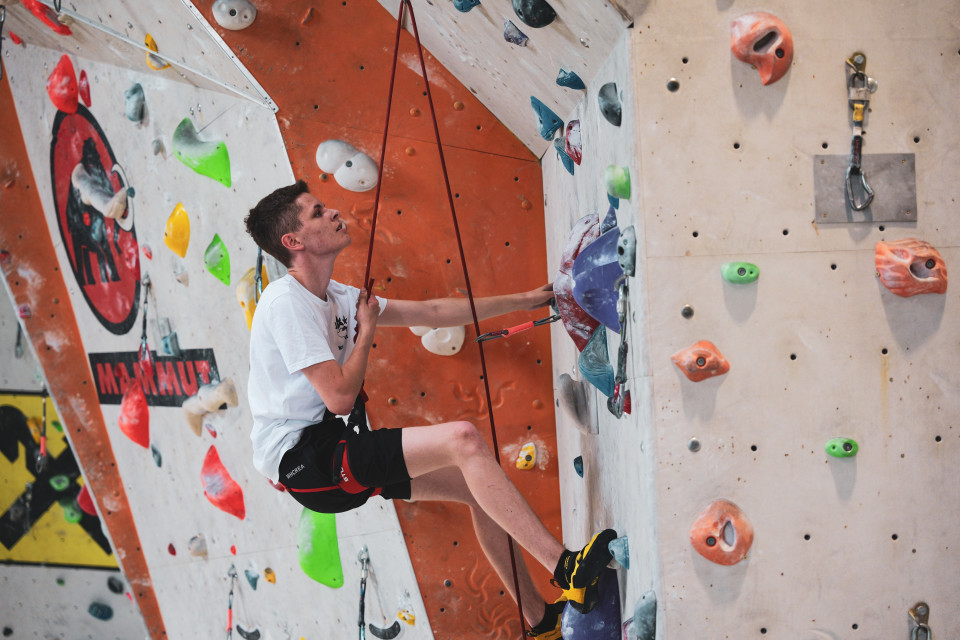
[315,140,378,193]
[212,0,257,30]
[410,325,465,356]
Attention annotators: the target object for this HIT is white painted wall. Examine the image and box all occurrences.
[546,2,960,638]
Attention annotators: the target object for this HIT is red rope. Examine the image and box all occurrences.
[364,1,528,636]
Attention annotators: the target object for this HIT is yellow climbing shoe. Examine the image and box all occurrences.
[525,597,566,640]
[556,529,617,613]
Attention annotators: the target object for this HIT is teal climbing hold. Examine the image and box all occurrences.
[88,602,114,621]
[573,456,584,477]
[608,536,629,569]
[297,508,344,588]
[608,195,619,210]
[721,262,759,284]
[453,0,480,11]
[151,444,162,467]
[553,137,575,175]
[172,118,232,187]
[605,165,631,200]
[512,0,556,28]
[244,568,259,590]
[556,69,585,90]
[578,326,615,397]
[630,591,657,640]
[530,96,563,140]
[49,474,70,492]
[826,438,858,458]
[204,234,231,286]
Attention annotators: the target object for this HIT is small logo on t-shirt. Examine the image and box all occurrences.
[334,315,348,350]
[286,464,305,480]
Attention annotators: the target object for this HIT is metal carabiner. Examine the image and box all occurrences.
[910,602,932,640]
[845,162,874,211]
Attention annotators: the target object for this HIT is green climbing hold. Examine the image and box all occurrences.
[49,474,71,492]
[52,420,63,432]
[826,438,858,458]
[204,234,231,286]
[171,118,232,187]
[60,498,82,523]
[605,165,631,200]
[296,508,343,588]
[721,262,760,284]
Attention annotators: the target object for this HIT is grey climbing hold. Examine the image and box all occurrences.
[530,97,563,140]
[512,0,556,28]
[608,535,629,569]
[107,576,124,594]
[556,69,585,90]
[617,225,636,277]
[598,82,621,127]
[212,0,257,30]
[573,456,584,477]
[557,373,591,434]
[151,443,162,467]
[453,0,480,12]
[632,591,657,640]
[503,20,529,46]
[369,621,402,639]
[236,625,261,640]
[124,83,145,123]
[553,137,575,175]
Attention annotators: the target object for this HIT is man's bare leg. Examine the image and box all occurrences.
[401,422,564,574]
[409,467,546,627]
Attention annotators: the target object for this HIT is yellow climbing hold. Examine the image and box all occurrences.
[145,33,170,71]
[516,442,536,470]
[236,266,269,330]
[164,203,191,258]
[263,567,276,584]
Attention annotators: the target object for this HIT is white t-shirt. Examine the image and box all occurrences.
[247,275,387,482]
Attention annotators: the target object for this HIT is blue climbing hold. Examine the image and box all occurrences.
[530,96,563,140]
[572,218,623,332]
[557,69,586,90]
[503,20,529,46]
[453,0,480,12]
[600,205,618,234]
[578,326,614,397]
[560,568,621,640]
[573,456,584,477]
[608,195,620,210]
[630,590,657,640]
[608,536,629,570]
[553,138,575,175]
[88,602,114,621]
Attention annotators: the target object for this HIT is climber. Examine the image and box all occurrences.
[244,181,617,637]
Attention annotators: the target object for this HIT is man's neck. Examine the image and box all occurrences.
[287,254,336,301]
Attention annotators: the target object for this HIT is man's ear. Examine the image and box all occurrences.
[280,232,302,253]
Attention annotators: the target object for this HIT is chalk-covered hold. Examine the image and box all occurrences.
[124,83,145,122]
[172,118,232,187]
[875,238,948,297]
[503,20,529,46]
[315,140,378,192]
[213,0,257,30]
[410,325,465,356]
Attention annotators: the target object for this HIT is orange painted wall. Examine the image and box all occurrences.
[193,0,561,636]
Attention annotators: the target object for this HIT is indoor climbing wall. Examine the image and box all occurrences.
[541,1,960,638]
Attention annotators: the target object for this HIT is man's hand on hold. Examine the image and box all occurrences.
[523,283,555,310]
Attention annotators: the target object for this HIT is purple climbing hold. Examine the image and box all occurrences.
[572,211,623,332]
[560,568,621,640]
[503,20,529,46]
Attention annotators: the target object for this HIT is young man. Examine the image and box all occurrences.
[244,181,616,638]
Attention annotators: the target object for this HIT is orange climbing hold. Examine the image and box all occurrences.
[690,499,754,566]
[118,382,150,448]
[201,446,246,520]
[46,55,79,114]
[671,340,730,382]
[731,12,794,86]
[875,238,947,297]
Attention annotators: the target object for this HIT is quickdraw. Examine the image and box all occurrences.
[35,390,48,473]
[475,312,560,342]
[607,278,630,418]
[254,248,263,302]
[845,52,878,211]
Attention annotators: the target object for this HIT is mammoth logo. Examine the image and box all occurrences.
[50,105,140,334]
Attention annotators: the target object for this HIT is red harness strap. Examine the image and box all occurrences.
[280,439,381,497]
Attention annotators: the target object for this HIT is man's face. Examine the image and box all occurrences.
[288,192,350,258]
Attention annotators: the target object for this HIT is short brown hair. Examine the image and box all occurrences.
[244,180,310,267]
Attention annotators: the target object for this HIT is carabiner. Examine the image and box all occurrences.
[845,163,874,211]
[909,602,931,640]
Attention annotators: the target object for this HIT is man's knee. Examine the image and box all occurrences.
[448,421,488,461]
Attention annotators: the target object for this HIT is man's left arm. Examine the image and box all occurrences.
[378,283,553,328]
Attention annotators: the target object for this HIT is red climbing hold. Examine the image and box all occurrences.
[46,55,78,114]
[9,32,24,46]
[555,214,601,351]
[168,543,177,555]
[875,238,948,297]
[22,0,73,36]
[690,499,754,565]
[78,69,92,107]
[201,446,246,520]
[77,484,96,516]
[118,382,150,448]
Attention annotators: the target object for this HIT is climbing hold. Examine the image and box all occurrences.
[515,442,536,470]
[231,545,237,555]
[453,100,465,111]
[598,82,621,127]
[71,162,129,227]
[49,474,70,492]
[530,97,563,140]
[142,243,153,260]
[564,120,582,165]
[825,437,858,458]
[556,69,585,90]
[152,139,165,156]
[77,484,96,515]
[557,373,591,434]
[671,340,730,382]
[124,83,145,123]
[183,378,239,437]
[875,238,947,297]
[204,234,231,286]
[46,55,79,114]
[617,226,636,277]
[151,444,162,467]
[201,446,246,520]
[572,215,623,332]
[17,305,31,319]
[315,140,378,192]
[605,165,631,200]
[237,266,269,330]
[21,0,72,35]
[107,576,124,594]
[78,70,91,107]
[297,508,344,588]
[9,31,24,45]
[512,0,556,28]
[184,534,207,558]
[627,591,657,640]
[553,138,575,175]
[608,535,629,570]
[263,568,276,584]
[61,498,82,523]
[503,20,529,46]
[555,214,601,351]
[244,568,259,590]
[731,12,794,86]
[172,118,232,186]
[236,625,262,640]
[608,195,619,210]
[690,499,754,565]
[579,326,615,397]
[144,33,170,71]
[301,7,315,25]
[721,262,759,284]
[409,325,466,356]
[118,382,150,448]
[168,543,177,555]
[212,0,258,30]
[453,0,480,12]
[88,602,114,621]
[369,620,402,639]
[573,456,584,477]
[687,437,701,452]
[561,568,621,638]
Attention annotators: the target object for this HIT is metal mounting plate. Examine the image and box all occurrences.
[813,153,917,224]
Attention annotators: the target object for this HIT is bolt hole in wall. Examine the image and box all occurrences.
[667,78,680,92]
[822,142,829,149]
[682,56,689,64]
[733,142,741,149]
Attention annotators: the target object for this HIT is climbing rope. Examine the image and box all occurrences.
[362,1,527,635]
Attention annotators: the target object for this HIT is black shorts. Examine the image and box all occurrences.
[277,415,411,514]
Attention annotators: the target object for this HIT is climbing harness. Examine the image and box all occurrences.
[358,546,369,640]
[607,278,630,418]
[35,389,48,473]
[909,602,931,640]
[363,0,527,634]
[475,311,560,342]
[845,52,878,211]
